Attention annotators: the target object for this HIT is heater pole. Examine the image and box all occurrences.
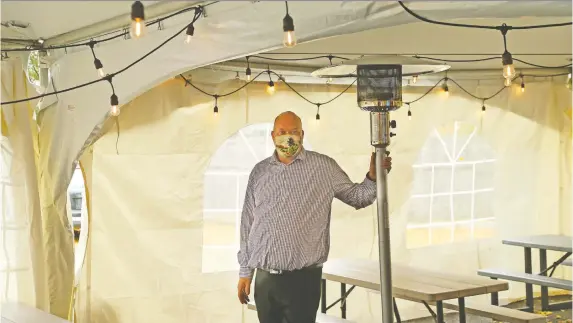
[370,111,394,323]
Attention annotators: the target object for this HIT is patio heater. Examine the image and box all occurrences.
[312,56,449,323]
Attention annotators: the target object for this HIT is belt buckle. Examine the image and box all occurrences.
[269,269,283,275]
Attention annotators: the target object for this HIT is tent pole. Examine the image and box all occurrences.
[371,112,394,323]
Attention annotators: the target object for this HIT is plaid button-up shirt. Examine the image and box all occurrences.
[237,148,377,278]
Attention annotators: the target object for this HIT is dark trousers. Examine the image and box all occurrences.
[254,267,322,323]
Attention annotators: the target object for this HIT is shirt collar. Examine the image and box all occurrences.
[270,147,307,165]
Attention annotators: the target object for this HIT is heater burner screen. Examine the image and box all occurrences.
[357,65,402,112]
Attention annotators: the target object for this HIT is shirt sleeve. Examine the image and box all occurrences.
[330,158,377,209]
[237,170,256,279]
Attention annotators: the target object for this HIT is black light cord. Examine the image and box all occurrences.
[414,55,572,69]
[1,7,203,105]
[1,3,215,53]
[397,1,572,30]
[248,54,348,62]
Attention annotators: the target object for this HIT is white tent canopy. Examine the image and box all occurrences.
[0,1,571,322]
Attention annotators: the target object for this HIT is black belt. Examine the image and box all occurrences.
[259,264,323,275]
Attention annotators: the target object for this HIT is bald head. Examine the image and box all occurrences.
[272,111,304,143]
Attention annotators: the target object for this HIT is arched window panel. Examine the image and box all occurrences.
[202,123,312,273]
[407,121,496,249]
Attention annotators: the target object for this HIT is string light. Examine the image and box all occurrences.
[266,69,275,94]
[185,24,195,44]
[412,75,418,84]
[88,42,105,78]
[520,74,525,92]
[245,57,252,81]
[315,104,321,121]
[235,72,240,81]
[213,95,219,115]
[567,67,572,89]
[481,100,486,113]
[407,103,412,120]
[130,1,146,39]
[282,1,297,47]
[442,78,449,95]
[110,94,120,116]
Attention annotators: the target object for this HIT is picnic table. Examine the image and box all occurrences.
[321,258,508,323]
[502,234,573,311]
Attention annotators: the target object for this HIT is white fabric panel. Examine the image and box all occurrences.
[79,77,571,322]
[0,59,45,315]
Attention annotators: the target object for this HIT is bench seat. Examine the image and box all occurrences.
[442,300,546,323]
[478,268,572,291]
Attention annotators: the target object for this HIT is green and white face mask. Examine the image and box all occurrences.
[274,134,301,159]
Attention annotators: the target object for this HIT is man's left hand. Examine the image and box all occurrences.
[368,152,392,181]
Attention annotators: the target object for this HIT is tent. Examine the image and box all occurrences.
[1,1,571,322]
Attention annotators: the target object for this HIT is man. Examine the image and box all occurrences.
[237,111,392,323]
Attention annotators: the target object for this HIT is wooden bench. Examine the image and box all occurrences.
[442,301,546,323]
[478,268,572,291]
[246,302,353,323]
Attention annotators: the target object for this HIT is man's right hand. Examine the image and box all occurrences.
[237,277,252,304]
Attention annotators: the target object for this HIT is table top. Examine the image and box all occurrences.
[502,234,572,253]
[323,258,508,302]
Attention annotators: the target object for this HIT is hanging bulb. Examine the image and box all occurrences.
[185,25,195,44]
[110,94,120,117]
[481,104,486,113]
[316,113,320,121]
[442,81,449,95]
[282,2,296,48]
[521,80,525,93]
[501,50,516,80]
[412,75,418,84]
[246,67,251,81]
[235,72,240,81]
[130,1,146,39]
[327,77,333,84]
[407,105,412,120]
[504,77,512,87]
[567,68,572,89]
[266,81,275,94]
[94,58,105,78]
[213,105,218,115]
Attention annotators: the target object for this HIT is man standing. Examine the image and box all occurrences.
[237,111,392,323]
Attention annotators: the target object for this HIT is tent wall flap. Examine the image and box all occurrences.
[75,77,571,322]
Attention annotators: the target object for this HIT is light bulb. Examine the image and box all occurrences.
[501,51,516,79]
[282,14,296,47]
[412,75,418,84]
[213,105,218,115]
[130,1,146,39]
[94,59,105,78]
[246,67,251,81]
[442,83,449,95]
[110,94,120,116]
[315,113,320,121]
[504,78,512,87]
[266,81,275,95]
[482,105,486,113]
[327,77,333,84]
[408,109,412,120]
[521,82,525,93]
[110,105,120,116]
[567,69,572,89]
[503,65,516,79]
[130,20,146,39]
[184,25,194,44]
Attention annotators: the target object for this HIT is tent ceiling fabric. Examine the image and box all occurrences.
[15,2,570,230]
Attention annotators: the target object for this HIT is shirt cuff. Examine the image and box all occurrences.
[239,266,254,279]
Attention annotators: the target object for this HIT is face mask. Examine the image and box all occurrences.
[274,134,301,158]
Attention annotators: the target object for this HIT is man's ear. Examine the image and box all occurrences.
[271,131,275,140]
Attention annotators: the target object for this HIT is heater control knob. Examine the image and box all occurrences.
[390,132,396,137]
[390,120,397,128]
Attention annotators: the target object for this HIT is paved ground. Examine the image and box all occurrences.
[406,295,572,323]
